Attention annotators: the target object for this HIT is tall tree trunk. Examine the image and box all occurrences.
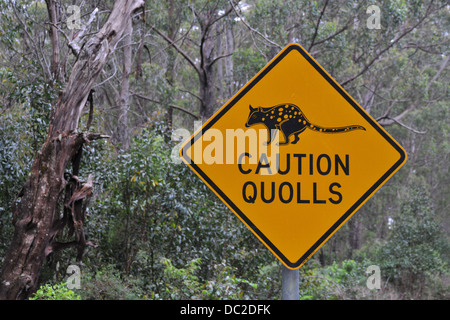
[153,3,235,120]
[347,218,360,258]
[216,23,224,102]
[0,0,144,300]
[199,22,217,119]
[45,0,63,83]
[117,18,133,150]
[224,19,234,98]
[164,0,177,131]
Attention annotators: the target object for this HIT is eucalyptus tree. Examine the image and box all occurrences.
[0,0,145,300]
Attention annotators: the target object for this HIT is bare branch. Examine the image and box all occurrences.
[312,20,351,47]
[152,26,202,78]
[308,0,329,51]
[210,52,234,67]
[44,21,70,42]
[85,133,111,141]
[94,54,119,89]
[426,55,449,92]
[378,101,419,126]
[362,84,411,103]
[12,4,51,79]
[68,8,99,57]
[131,91,200,120]
[178,88,203,103]
[341,1,437,87]
[229,0,282,50]
[377,116,426,134]
[209,3,236,27]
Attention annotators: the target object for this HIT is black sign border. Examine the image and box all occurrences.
[181,44,406,269]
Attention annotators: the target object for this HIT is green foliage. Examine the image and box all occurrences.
[160,257,203,299]
[201,261,259,300]
[233,48,266,88]
[158,257,259,300]
[297,259,371,300]
[77,264,143,300]
[78,120,271,299]
[375,188,449,298]
[249,0,303,44]
[30,283,81,300]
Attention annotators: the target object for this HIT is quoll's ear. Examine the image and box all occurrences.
[249,104,256,112]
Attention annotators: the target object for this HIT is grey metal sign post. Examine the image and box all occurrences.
[281,265,299,300]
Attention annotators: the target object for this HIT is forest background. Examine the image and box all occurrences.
[0,0,448,300]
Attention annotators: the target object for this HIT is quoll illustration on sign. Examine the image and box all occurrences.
[245,103,366,145]
[180,43,406,269]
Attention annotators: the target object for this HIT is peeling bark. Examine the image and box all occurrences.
[0,0,144,300]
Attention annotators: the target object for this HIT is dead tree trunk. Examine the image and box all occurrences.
[0,0,144,300]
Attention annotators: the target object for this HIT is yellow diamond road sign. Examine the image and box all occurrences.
[180,43,407,269]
